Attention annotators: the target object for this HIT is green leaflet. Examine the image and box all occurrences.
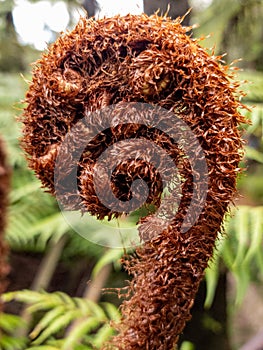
[205,206,263,307]
[29,306,66,339]
[205,256,220,309]
[91,248,125,278]
[233,206,250,268]
[0,313,25,333]
[27,347,60,350]
[179,341,195,350]
[31,310,80,345]
[102,302,121,322]
[92,323,115,348]
[1,290,119,348]
[244,208,263,265]
[62,317,101,350]
[245,146,263,163]
[0,335,27,350]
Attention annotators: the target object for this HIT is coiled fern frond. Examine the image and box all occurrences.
[21,14,248,349]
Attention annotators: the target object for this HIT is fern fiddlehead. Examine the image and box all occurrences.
[21,14,247,349]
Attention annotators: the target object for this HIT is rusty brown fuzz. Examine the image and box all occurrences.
[22,14,248,350]
[0,137,10,311]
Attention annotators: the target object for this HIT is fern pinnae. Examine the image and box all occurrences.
[2,290,45,304]
[27,346,60,350]
[101,302,120,322]
[233,206,250,268]
[29,305,66,340]
[92,323,116,348]
[204,254,220,309]
[31,310,81,345]
[62,317,101,350]
[82,300,108,321]
[244,207,263,265]
[256,247,263,272]
[53,291,76,309]
[0,334,27,350]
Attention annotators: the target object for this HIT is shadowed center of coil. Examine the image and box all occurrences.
[54,102,208,244]
[92,138,179,215]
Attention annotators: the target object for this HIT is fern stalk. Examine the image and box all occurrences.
[65,261,112,342]
[16,235,67,337]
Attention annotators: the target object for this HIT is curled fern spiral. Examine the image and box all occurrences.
[21,14,248,349]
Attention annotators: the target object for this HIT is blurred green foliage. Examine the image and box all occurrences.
[193,0,263,71]
[1,290,120,350]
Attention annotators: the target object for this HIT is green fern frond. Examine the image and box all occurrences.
[91,248,126,279]
[62,317,102,350]
[242,102,263,135]
[205,205,263,307]
[0,334,27,350]
[225,206,263,275]
[238,71,263,103]
[27,346,60,350]
[0,313,27,350]
[1,290,120,349]
[179,341,195,350]
[31,310,81,345]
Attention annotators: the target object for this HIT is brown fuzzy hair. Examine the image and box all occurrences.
[0,137,10,310]
[21,14,247,349]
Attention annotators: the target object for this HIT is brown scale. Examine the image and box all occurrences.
[0,137,10,311]
[21,14,248,350]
